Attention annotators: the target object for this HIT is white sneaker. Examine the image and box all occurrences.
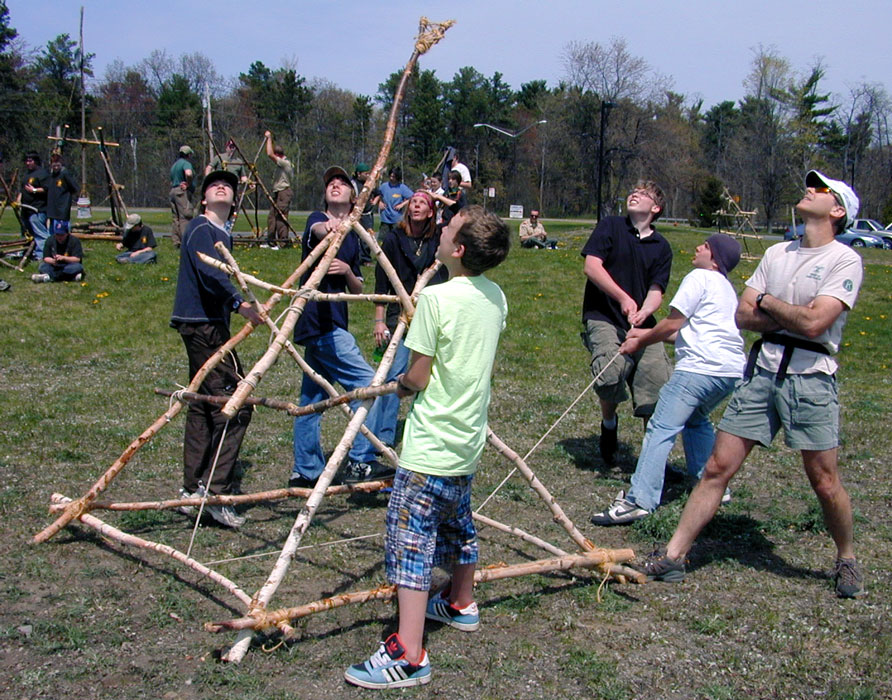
[259,243,271,249]
[195,485,245,528]
[721,487,732,505]
[590,490,649,526]
[31,273,50,283]
[74,273,83,281]
[176,488,195,516]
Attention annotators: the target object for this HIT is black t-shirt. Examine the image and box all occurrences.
[293,211,364,343]
[122,224,157,251]
[43,233,84,261]
[21,167,50,213]
[46,167,79,220]
[374,225,448,328]
[581,215,672,330]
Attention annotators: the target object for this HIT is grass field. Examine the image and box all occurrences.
[1,210,890,699]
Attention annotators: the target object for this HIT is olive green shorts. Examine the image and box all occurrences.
[583,319,671,417]
[718,367,839,450]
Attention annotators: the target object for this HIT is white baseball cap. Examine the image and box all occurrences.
[805,170,859,228]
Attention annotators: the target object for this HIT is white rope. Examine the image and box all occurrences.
[186,418,230,558]
[476,350,623,513]
[201,532,383,566]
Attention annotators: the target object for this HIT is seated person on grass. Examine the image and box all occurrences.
[32,220,84,283]
[116,213,158,264]
[590,233,744,525]
[345,206,510,690]
[519,209,557,249]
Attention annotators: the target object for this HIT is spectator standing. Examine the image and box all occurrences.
[591,234,744,524]
[46,153,79,235]
[581,181,673,465]
[20,151,50,259]
[635,171,867,600]
[262,130,293,250]
[377,167,413,239]
[345,206,510,689]
[290,166,389,487]
[373,190,448,446]
[170,170,262,528]
[169,145,195,248]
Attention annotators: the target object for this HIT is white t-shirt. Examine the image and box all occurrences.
[452,162,471,185]
[746,239,862,375]
[670,268,745,377]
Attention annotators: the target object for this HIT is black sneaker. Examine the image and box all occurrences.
[833,557,867,598]
[599,419,618,464]
[341,460,396,484]
[634,546,686,582]
[288,473,318,488]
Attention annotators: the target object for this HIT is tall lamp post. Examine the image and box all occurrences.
[473,120,547,210]
[596,101,615,221]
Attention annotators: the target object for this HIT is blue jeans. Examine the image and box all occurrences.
[116,249,158,264]
[627,371,739,512]
[292,327,385,479]
[28,212,49,258]
[377,336,410,446]
[38,261,84,282]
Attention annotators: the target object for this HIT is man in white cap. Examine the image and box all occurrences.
[116,213,157,264]
[169,145,195,248]
[635,170,867,599]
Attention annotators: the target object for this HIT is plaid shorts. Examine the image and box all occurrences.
[385,467,478,591]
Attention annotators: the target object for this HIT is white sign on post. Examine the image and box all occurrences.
[487,187,496,198]
[509,205,524,219]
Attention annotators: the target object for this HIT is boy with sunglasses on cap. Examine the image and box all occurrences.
[635,171,867,599]
[170,170,262,529]
[591,233,745,525]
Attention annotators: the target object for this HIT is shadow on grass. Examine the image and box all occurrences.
[689,513,825,582]
[557,434,638,476]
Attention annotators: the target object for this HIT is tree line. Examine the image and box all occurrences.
[2,3,890,229]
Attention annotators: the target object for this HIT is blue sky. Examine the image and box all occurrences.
[8,0,890,109]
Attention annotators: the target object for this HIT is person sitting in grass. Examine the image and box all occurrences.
[519,209,557,249]
[590,233,745,525]
[116,213,158,264]
[31,220,84,283]
[345,206,510,690]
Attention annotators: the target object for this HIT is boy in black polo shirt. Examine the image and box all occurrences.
[581,180,673,463]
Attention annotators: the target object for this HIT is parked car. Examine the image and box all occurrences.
[784,223,804,240]
[837,229,885,248]
[851,218,892,248]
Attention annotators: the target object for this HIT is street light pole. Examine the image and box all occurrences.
[596,102,615,221]
[473,120,546,211]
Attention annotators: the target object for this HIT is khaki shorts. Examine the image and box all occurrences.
[583,319,671,417]
[718,367,839,451]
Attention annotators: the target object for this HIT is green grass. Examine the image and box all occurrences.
[0,210,890,699]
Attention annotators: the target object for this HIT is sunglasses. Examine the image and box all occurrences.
[812,186,833,194]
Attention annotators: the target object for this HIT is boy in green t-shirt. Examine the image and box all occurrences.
[345,206,510,690]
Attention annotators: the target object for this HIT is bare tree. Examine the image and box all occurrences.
[563,37,651,102]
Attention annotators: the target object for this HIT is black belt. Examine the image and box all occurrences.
[744,332,831,382]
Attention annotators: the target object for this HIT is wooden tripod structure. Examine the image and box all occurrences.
[715,187,764,259]
[32,18,640,664]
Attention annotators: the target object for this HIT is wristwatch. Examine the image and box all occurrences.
[755,293,767,311]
